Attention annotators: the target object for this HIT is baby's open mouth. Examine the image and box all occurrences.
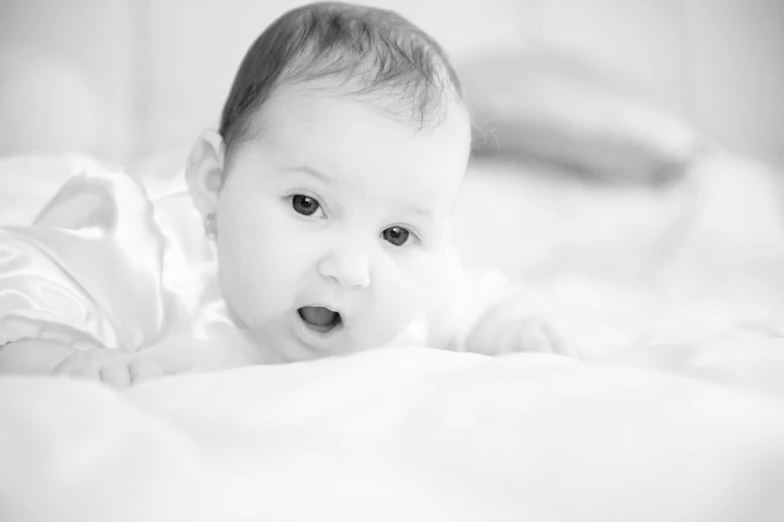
[298,306,342,333]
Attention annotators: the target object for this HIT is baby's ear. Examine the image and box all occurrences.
[186,129,225,216]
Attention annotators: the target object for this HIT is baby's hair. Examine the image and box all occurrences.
[219,2,463,160]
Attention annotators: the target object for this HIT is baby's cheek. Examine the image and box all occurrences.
[217,238,292,325]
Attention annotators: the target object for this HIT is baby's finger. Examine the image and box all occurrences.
[53,355,100,380]
[541,321,580,359]
[517,320,555,353]
[99,363,132,388]
[464,310,505,355]
[129,359,165,384]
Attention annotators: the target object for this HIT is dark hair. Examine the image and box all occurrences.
[219,2,463,159]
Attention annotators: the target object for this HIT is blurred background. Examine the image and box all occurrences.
[0,0,782,170]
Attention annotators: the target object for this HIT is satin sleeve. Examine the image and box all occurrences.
[0,170,166,351]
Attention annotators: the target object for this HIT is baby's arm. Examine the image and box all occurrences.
[460,289,578,358]
[0,339,164,387]
[0,324,257,387]
[0,170,172,387]
[0,339,78,374]
[427,249,578,358]
[0,228,162,387]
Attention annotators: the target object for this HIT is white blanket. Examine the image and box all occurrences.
[2,340,783,522]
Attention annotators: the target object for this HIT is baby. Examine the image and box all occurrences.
[0,2,575,387]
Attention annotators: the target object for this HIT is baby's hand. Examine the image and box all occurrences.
[53,347,164,388]
[465,295,579,358]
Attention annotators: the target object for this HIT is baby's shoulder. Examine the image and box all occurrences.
[0,167,168,351]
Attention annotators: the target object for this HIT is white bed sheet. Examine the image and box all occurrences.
[2,342,784,522]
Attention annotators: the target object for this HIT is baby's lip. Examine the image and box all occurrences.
[297,305,343,334]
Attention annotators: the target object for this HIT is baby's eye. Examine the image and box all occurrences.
[291,194,322,217]
[381,226,412,247]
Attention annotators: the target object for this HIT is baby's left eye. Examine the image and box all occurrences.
[381,226,412,247]
[292,194,320,216]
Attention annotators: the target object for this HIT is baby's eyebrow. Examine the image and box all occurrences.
[405,205,433,219]
[284,165,432,219]
[283,166,333,184]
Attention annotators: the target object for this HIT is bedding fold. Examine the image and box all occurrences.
[2,343,783,522]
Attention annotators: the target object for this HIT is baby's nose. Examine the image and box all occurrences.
[317,246,370,289]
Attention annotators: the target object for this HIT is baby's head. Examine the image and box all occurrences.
[187,2,471,362]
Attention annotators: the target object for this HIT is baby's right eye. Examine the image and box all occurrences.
[291,194,322,217]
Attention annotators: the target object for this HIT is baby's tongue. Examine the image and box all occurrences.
[300,306,337,326]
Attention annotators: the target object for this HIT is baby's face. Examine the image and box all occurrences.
[215,86,470,362]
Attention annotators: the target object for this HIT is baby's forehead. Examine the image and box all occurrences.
[257,88,467,155]
[250,84,470,195]
[268,76,468,129]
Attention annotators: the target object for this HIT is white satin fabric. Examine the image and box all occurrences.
[0,167,232,351]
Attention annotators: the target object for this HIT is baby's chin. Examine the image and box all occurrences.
[246,324,405,364]
[232,299,423,363]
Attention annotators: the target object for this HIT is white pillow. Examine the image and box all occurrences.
[459,51,703,185]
